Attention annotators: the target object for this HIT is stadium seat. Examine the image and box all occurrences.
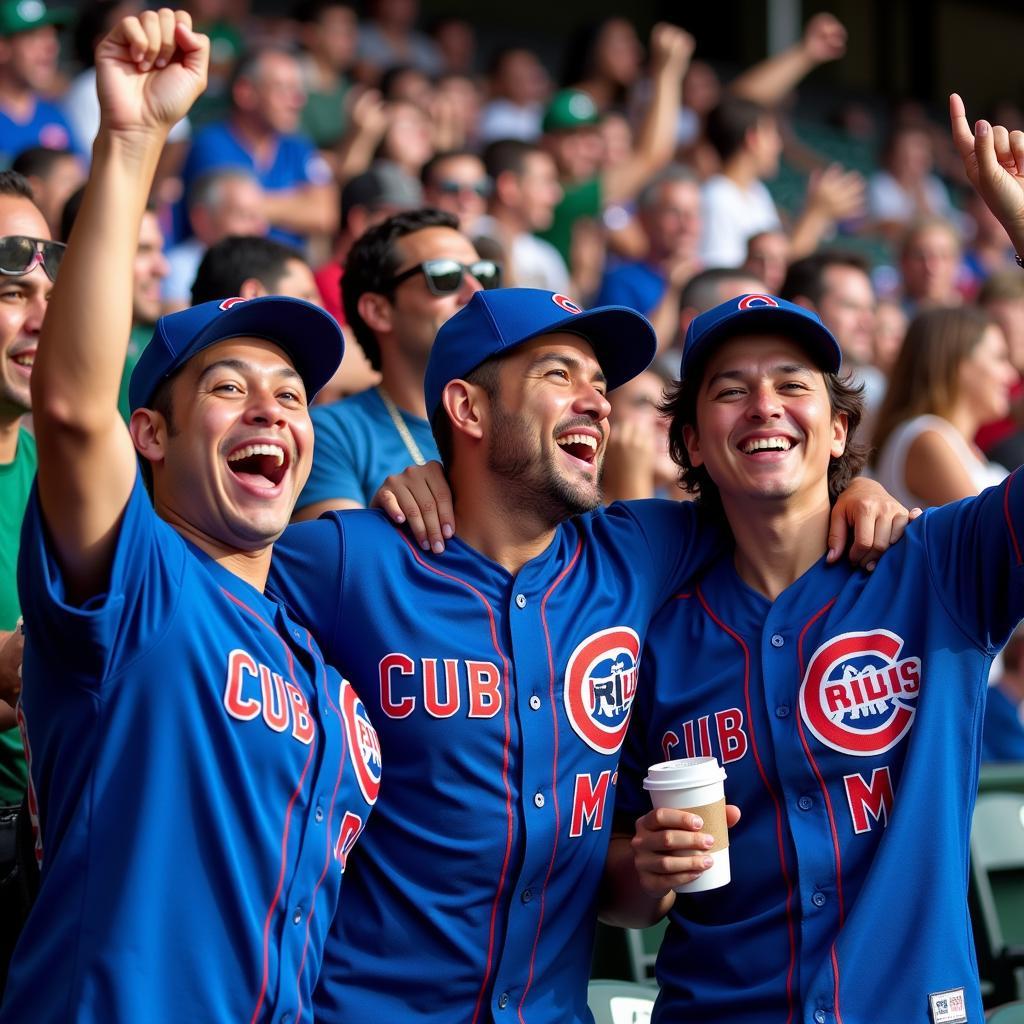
[624,919,667,983]
[971,790,1024,1004]
[588,979,657,1024]
[988,999,1024,1022]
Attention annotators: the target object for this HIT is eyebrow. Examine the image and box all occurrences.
[530,351,608,387]
[196,358,304,386]
[706,362,814,387]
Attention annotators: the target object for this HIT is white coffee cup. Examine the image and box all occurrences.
[643,756,730,894]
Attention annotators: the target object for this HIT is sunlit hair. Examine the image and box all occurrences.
[870,306,994,465]
[662,353,868,517]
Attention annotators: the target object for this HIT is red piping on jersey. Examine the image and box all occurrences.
[220,589,319,1024]
[295,633,347,1023]
[396,532,515,1024]
[696,587,798,1024]
[517,537,582,1022]
[796,597,845,1024]
[1005,469,1022,565]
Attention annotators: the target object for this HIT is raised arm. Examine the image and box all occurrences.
[950,93,1024,255]
[601,24,693,206]
[31,9,208,602]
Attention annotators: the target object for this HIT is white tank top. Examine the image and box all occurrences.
[873,414,1008,508]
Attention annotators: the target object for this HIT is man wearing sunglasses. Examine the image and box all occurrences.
[0,170,60,993]
[422,150,490,234]
[294,207,500,517]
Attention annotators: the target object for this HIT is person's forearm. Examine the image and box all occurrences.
[788,206,832,260]
[262,186,338,236]
[729,45,814,106]
[600,834,675,929]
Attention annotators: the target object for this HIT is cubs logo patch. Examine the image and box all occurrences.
[552,293,582,314]
[738,293,779,310]
[563,627,640,754]
[799,629,922,756]
[218,296,249,310]
[341,679,382,804]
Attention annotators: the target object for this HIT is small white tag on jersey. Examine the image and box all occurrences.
[929,988,967,1023]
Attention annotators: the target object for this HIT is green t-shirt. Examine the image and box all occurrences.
[538,176,603,265]
[0,427,36,805]
[301,79,351,149]
[118,323,153,423]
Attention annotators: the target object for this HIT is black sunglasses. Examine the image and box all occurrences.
[0,235,65,283]
[435,179,491,198]
[387,258,502,296]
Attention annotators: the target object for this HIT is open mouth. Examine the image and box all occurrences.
[10,350,35,372]
[739,436,793,456]
[556,430,600,466]
[226,442,290,488]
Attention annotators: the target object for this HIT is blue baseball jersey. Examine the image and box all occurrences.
[2,476,380,1023]
[269,499,716,1023]
[0,98,78,166]
[298,388,440,511]
[616,470,1024,1024]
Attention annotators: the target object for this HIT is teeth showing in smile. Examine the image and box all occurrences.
[741,437,792,454]
[228,443,285,467]
[557,433,598,453]
[11,353,34,368]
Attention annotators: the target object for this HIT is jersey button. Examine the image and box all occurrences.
[292,906,303,925]
[280,1015,293,1024]
[770,633,785,648]
[811,891,827,908]
[534,792,546,808]
[775,705,790,718]
[521,887,533,903]
[314,804,324,823]
[498,992,510,1009]
[814,1012,827,1024]
[798,795,813,811]
[529,695,541,711]
[515,594,527,609]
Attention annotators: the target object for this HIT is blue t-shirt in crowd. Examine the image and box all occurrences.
[299,388,440,511]
[982,683,1024,761]
[178,120,331,248]
[594,261,666,317]
[0,99,77,166]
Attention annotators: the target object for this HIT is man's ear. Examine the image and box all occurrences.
[831,410,849,459]
[239,277,268,299]
[442,379,488,443]
[129,408,169,470]
[682,422,703,468]
[357,291,393,334]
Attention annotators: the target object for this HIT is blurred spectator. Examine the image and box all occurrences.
[601,367,685,503]
[700,95,863,268]
[374,98,434,179]
[594,164,701,352]
[421,149,488,234]
[293,0,358,150]
[677,59,721,177]
[742,229,789,294]
[434,72,483,150]
[162,167,268,313]
[428,16,475,77]
[675,265,765,350]
[868,123,957,239]
[540,24,694,275]
[294,209,489,517]
[10,145,84,237]
[983,623,1024,763]
[781,251,887,427]
[961,190,1017,293]
[475,139,567,292]
[191,234,320,305]
[179,45,336,250]
[872,307,1014,508]
[478,47,549,144]
[355,0,442,80]
[873,297,907,376]
[976,270,1024,467]
[379,63,432,109]
[316,160,422,323]
[898,216,964,313]
[0,0,75,166]
[562,17,643,114]
[61,185,168,421]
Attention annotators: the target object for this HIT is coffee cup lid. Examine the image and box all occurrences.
[643,756,727,791]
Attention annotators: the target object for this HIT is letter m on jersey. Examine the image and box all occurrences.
[843,766,894,834]
[570,770,614,838]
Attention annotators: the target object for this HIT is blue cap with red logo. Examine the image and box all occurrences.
[424,288,657,421]
[681,293,842,378]
[128,295,344,412]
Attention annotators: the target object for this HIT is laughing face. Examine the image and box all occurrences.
[138,337,314,552]
[683,334,847,514]
[484,332,611,522]
[0,195,53,419]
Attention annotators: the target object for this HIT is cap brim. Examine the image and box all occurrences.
[682,307,842,378]
[519,305,657,392]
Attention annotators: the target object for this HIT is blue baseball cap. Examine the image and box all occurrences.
[681,293,842,379]
[128,295,344,412]
[424,288,657,421]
